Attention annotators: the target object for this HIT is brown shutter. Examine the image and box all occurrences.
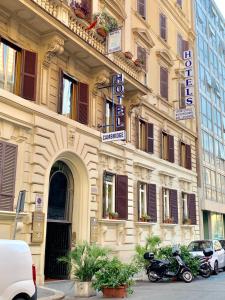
[102,171,106,218]
[21,50,37,101]
[78,82,89,125]
[137,0,146,19]
[136,117,140,149]
[169,189,178,224]
[58,70,64,114]
[81,0,92,23]
[160,67,168,100]
[160,13,167,41]
[137,181,140,221]
[168,135,174,163]
[0,141,17,211]
[179,82,186,108]
[188,194,196,225]
[137,46,147,71]
[182,40,189,53]
[185,144,192,170]
[147,123,154,154]
[177,0,182,7]
[115,105,126,131]
[147,184,157,222]
[116,175,128,220]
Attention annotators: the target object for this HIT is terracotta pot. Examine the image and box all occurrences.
[102,286,127,298]
[74,281,96,297]
[96,27,108,38]
[134,59,142,67]
[124,51,133,59]
[74,8,85,19]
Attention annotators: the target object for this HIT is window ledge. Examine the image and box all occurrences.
[0,210,28,221]
[135,222,157,226]
[134,11,150,28]
[156,94,173,108]
[98,219,126,225]
[161,223,177,228]
[157,36,171,50]
[181,224,196,228]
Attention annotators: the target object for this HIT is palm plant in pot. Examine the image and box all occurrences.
[94,12,119,38]
[59,242,109,297]
[92,257,138,298]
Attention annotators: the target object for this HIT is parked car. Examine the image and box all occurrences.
[218,240,225,250]
[188,240,225,275]
[0,240,37,300]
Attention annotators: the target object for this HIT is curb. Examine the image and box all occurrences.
[38,286,65,300]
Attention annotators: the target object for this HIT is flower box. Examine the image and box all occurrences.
[96,27,108,38]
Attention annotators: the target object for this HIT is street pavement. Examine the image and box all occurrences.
[38,271,225,300]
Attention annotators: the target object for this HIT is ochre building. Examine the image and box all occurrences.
[0,0,199,283]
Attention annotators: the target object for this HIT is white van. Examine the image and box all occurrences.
[0,240,37,300]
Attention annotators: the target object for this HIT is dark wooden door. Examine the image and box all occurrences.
[44,222,71,279]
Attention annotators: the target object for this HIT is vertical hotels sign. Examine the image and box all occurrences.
[183,50,194,106]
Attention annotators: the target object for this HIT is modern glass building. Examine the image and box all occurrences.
[195,0,225,239]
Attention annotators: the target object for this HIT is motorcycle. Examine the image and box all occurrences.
[144,248,193,283]
[197,248,213,278]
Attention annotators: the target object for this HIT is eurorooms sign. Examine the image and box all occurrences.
[101,130,126,142]
[107,29,122,54]
[175,107,195,121]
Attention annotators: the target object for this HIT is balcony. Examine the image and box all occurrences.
[13,0,146,92]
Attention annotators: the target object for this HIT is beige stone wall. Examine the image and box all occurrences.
[0,0,200,284]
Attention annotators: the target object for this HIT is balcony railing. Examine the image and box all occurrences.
[31,0,143,82]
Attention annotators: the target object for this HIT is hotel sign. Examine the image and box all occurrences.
[183,50,194,106]
[101,130,126,142]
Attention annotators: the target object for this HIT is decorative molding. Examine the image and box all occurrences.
[133,28,155,49]
[156,49,174,67]
[43,34,64,67]
[100,0,127,20]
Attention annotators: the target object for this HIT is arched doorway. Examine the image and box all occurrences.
[44,161,73,280]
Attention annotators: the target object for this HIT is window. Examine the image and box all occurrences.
[160,66,168,100]
[162,132,174,163]
[137,0,146,19]
[180,142,192,170]
[177,0,182,8]
[182,193,196,225]
[179,82,185,108]
[105,100,115,133]
[177,34,189,58]
[0,38,37,101]
[59,72,89,125]
[138,120,154,153]
[138,182,157,222]
[162,188,178,224]
[0,141,17,211]
[137,46,147,72]
[105,101,126,133]
[103,172,128,219]
[160,13,167,41]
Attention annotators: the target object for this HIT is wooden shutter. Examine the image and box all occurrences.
[182,40,189,53]
[185,144,192,170]
[102,172,106,218]
[136,117,140,149]
[137,0,146,19]
[147,123,154,154]
[147,184,157,222]
[58,70,64,114]
[160,13,167,41]
[21,50,37,101]
[168,135,174,163]
[188,194,196,225]
[78,82,89,125]
[82,0,92,23]
[0,141,17,211]
[160,67,168,100]
[179,82,186,108]
[115,175,128,220]
[137,46,147,71]
[137,181,140,221]
[177,0,182,7]
[169,189,178,224]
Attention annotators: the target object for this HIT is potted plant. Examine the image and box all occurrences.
[164,217,174,224]
[183,217,191,225]
[124,51,133,59]
[133,58,143,68]
[94,12,119,38]
[70,0,89,19]
[92,257,138,298]
[140,213,151,222]
[109,211,119,220]
[59,242,109,297]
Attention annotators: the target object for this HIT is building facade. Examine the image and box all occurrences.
[0,0,199,283]
[194,0,225,239]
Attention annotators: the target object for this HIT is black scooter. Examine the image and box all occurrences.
[144,249,193,283]
[198,248,213,278]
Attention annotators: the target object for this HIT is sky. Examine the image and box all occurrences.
[213,0,225,18]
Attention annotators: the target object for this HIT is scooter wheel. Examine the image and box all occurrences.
[147,271,159,282]
[181,270,193,283]
[201,267,211,278]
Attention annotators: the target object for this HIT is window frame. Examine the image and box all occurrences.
[138,182,147,219]
[137,0,146,20]
[163,188,171,221]
[103,172,116,215]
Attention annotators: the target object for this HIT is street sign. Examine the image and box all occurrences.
[101,130,126,142]
[175,107,195,121]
